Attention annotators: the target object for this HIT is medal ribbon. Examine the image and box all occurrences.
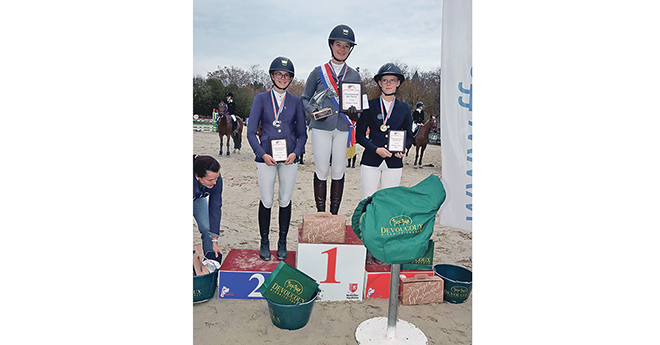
[270,89,287,123]
[316,64,353,147]
[323,63,347,95]
[379,96,395,126]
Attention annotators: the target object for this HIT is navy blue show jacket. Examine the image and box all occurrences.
[247,90,308,163]
[356,97,413,169]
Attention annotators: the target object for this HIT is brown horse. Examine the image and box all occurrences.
[217,112,243,156]
[407,116,438,168]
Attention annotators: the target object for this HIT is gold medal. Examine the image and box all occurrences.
[379,96,395,134]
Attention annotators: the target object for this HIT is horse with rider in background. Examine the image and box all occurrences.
[216,101,243,156]
[406,115,438,169]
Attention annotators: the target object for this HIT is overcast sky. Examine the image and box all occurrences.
[193,0,443,80]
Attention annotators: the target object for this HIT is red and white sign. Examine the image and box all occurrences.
[296,225,366,301]
[296,243,366,301]
[363,262,434,299]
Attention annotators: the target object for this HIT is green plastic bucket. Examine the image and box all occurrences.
[259,261,319,305]
[433,264,472,303]
[265,288,320,330]
[193,269,218,303]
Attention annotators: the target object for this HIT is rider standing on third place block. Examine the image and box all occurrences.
[356,62,413,200]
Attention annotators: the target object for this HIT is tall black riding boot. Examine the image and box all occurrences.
[277,203,292,260]
[313,173,327,212]
[258,201,272,261]
[329,175,345,215]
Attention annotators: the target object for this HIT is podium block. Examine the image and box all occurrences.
[296,225,366,301]
[364,262,434,299]
[217,249,296,300]
[298,223,362,245]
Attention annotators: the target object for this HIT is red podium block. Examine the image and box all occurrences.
[217,248,296,300]
[363,262,434,299]
[296,225,366,301]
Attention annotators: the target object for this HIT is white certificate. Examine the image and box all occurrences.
[340,81,362,112]
[388,130,406,153]
[271,139,288,162]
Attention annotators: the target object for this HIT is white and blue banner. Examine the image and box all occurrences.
[439,0,472,231]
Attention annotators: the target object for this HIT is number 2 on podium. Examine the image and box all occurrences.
[320,247,340,283]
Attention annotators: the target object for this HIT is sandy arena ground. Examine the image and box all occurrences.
[193,130,472,345]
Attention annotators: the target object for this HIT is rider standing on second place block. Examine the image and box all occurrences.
[247,56,307,261]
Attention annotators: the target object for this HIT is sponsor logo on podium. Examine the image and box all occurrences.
[346,282,360,300]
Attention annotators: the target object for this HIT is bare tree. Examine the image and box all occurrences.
[194,64,441,123]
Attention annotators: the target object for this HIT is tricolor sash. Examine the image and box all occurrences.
[349,120,356,146]
[316,63,353,147]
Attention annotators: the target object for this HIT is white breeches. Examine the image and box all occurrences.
[311,128,348,181]
[359,160,402,199]
[256,162,298,208]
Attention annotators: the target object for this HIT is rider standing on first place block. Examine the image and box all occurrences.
[301,24,361,215]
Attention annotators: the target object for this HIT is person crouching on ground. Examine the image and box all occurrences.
[193,155,224,262]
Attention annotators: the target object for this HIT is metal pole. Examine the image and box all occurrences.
[386,263,401,339]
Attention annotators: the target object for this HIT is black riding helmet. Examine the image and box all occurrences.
[374,63,405,96]
[328,24,356,62]
[268,56,295,90]
[416,101,424,108]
